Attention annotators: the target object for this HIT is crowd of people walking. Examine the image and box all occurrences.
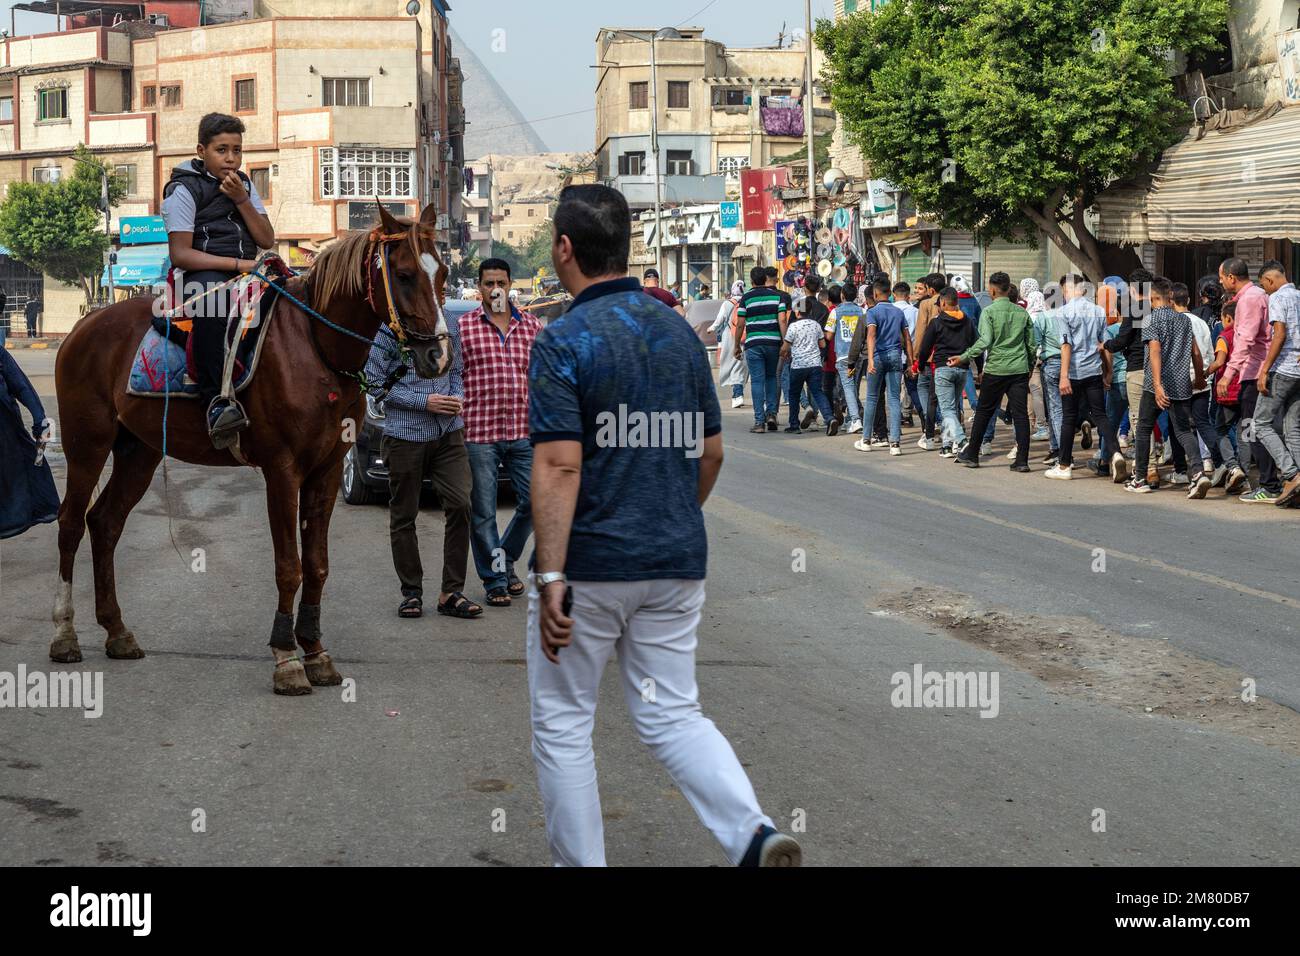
[718,259,1300,507]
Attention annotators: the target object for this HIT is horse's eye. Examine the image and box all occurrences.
[397,272,414,284]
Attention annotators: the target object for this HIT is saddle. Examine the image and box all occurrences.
[128,255,295,398]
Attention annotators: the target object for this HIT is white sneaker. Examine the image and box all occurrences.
[853,438,875,452]
[847,420,863,434]
[1005,448,1018,460]
[1044,464,1073,480]
[1169,471,1190,486]
[731,396,745,408]
[889,443,902,456]
[1111,452,1129,484]
[1119,435,1130,451]
[916,437,936,451]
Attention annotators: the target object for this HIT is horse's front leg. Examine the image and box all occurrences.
[295,453,345,687]
[265,467,312,696]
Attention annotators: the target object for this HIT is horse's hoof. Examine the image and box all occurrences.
[273,659,313,696]
[105,631,145,660]
[49,636,83,663]
[303,652,343,686]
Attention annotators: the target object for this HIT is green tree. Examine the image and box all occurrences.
[815,0,1227,281]
[0,145,127,304]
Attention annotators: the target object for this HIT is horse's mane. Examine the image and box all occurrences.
[309,220,428,311]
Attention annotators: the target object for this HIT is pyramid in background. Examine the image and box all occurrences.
[453,29,550,157]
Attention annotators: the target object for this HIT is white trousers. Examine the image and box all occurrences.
[526,578,772,866]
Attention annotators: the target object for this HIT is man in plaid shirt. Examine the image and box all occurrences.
[460,258,544,606]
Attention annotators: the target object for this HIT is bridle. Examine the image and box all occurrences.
[365,226,450,349]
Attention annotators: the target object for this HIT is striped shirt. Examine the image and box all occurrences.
[738,286,787,349]
[363,313,464,443]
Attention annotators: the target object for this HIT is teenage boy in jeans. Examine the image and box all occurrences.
[824,282,865,433]
[1045,274,1128,483]
[1126,278,1208,496]
[1254,261,1300,505]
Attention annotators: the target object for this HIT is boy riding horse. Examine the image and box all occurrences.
[162,112,276,447]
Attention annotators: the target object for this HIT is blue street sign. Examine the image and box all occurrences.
[719,201,740,230]
[119,215,167,245]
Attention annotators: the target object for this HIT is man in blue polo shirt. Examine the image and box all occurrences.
[525,184,800,868]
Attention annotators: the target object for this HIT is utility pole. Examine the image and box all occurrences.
[649,33,664,284]
[102,168,115,300]
[804,0,816,225]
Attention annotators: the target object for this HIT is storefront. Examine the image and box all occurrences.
[637,204,742,299]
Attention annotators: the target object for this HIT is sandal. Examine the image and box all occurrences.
[507,573,525,597]
[485,587,511,607]
[437,592,483,619]
[398,596,422,618]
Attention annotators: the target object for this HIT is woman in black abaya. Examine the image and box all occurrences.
[1,348,59,539]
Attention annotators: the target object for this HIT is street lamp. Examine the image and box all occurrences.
[602,27,678,282]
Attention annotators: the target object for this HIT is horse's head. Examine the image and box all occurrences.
[376,201,451,379]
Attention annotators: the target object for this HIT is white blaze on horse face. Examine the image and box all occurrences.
[419,251,451,375]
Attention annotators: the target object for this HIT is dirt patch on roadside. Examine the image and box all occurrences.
[879,587,1300,757]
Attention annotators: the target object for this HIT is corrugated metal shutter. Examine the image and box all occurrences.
[899,247,930,283]
[984,236,1049,284]
[937,230,975,277]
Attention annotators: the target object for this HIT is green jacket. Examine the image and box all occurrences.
[959,298,1036,376]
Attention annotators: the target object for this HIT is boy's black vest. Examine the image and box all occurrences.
[163,160,255,261]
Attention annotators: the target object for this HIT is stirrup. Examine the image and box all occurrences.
[207,398,249,449]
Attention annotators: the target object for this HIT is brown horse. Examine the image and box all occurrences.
[50,201,451,695]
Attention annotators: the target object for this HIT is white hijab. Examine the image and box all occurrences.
[1020,277,1046,314]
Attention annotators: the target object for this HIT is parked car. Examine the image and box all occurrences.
[342,298,508,505]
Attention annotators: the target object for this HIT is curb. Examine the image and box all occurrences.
[4,340,58,350]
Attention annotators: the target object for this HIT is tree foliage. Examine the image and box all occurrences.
[0,145,127,303]
[815,0,1228,280]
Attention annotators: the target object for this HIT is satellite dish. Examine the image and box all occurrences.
[654,28,683,40]
[822,167,847,191]
[406,1,421,15]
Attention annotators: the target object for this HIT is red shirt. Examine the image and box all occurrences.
[458,305,543,443]
[1216,326,1241,404]
[644,286,679,309]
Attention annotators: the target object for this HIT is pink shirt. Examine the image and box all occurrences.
[1226,283,1271,383]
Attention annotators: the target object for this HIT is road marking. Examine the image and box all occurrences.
[724,442,1300,612]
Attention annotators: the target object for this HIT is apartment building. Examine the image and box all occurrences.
[0,24,158,329]
[594,26,835,210]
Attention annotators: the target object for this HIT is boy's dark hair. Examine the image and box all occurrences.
[553,184,630,278]
[841,282,858,302]
[893,281,911,298]
[765,266,779,281]
[478,257,512,280]
[1129,267,1155,286]
[939,287,959,306]
[750,266,768,286]
[1222,300,1237,319]
[872,278,892,298]
[827,285,843,305]
[1150,277,1173,301]
[1220,257,1249,280]
[1260,259,1288,280]
[803,274,822,295]
[198,112,246,145]
[988,271,1011,295]
[1059,273,1086,289]
[1170,282,1191,307]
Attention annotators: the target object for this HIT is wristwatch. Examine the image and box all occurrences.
[534,571,567,587]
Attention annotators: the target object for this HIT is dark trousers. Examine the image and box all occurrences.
[966,372,1030,465]
[787,365,833,427]
[25,313,38,337]
[382,429,472,599]
[1135,392,1201,480]
[1189,390,1220,469]
[1059,374,1118,467]
[822,369,841,420]
[183,268,239,407]
[1239,380,1280,493]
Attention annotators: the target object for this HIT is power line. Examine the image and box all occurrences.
[676,0,723,27]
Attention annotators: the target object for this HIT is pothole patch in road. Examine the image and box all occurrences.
[879,587,1300,757]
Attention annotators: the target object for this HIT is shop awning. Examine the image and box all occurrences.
[103,244,170,288]
[731,244,761,259]
[1096,103,1300,244]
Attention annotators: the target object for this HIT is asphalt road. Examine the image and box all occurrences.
[1,348,1296,866]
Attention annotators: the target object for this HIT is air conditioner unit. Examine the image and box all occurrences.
[147,13,170,26]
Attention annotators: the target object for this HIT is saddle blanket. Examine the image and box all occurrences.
[127,327,252,397]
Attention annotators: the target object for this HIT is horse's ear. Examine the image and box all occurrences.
[376,199,402,235]
[419,202,439,227]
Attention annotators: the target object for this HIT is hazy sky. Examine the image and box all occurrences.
[3,0,837,151]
